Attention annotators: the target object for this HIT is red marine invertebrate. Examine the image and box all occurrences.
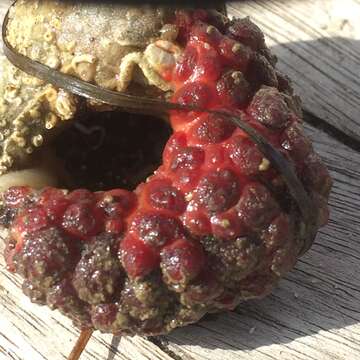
[0,2,331,355]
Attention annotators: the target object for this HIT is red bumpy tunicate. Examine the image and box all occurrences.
[0,10,332,336]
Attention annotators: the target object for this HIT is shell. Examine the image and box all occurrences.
[0,0,185,179]
[0,56,77,175]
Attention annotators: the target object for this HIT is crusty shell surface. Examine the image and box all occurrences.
[0,55,77,175]
[6,0,176,92]
[0,1,181,176]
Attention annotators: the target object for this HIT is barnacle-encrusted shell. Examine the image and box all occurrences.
[6,0,176,93]
[0,0,183,176]
[0,56,77,175]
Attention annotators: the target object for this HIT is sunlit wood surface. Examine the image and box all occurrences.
[1,1,359,359]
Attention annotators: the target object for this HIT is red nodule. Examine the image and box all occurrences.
[62,202,104,240]
[161,239,205,284]
[120,236,159,278]
[188,113,235,145]
[11,207,49,250]
[97,189,137,217]
[144,179,186,215]
[227,136,264,176]
[173,82,213,108]
[194,169,241,213]
[210,210,244,240]
[40,188,70,222]
[132,212,184,248]
[67,189,96,203]
[183,211,212,236]
[170,146,205,172]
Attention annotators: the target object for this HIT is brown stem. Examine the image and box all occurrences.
[67,329,93,360]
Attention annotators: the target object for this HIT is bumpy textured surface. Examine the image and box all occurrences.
[0,56,78,174]
[1,8,332,336]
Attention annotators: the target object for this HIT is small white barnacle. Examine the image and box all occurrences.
[0,165,8,175]
[71,54,97,82]
[55,91,77,121]
[61,62,74,75]
[29,106,41,119]
[44,87,58,104]
[32,134,44,147]
[31,78,45,87]
[11,97,23,108]
[3,129,10,137]
[71,54,97,67]
[45,55,61,69]
[259,158,270,171]
[231,71,244,85]
[0,99,7,113]
[50,17,61,30]
[26,146,34,154]
[19,126,30,136]
[206,25,217,34]
[12,132,26,148]
[13,118,24,128]
[21,76,34,86]
[66,41,77,53]
[45,113,58,129]
[44,29,55,43]
[232,43,243,54]
[2,154,14,167]
[4,84,19,100]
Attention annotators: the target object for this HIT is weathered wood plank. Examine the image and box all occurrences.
[1,1,360,360]
[228,0,360,142]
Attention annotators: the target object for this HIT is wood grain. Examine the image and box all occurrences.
[228,0,360,142]
[1,1,360,360]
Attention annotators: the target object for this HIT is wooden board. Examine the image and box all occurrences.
[1,1,360,360]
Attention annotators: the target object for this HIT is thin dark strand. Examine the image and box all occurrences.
[106,336,121,360]
[2,2,315,256]
[302,109,360,152]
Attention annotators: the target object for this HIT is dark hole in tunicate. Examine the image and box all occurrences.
[55,111,172,191]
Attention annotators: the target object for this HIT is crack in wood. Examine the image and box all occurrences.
[303,109,360,152]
